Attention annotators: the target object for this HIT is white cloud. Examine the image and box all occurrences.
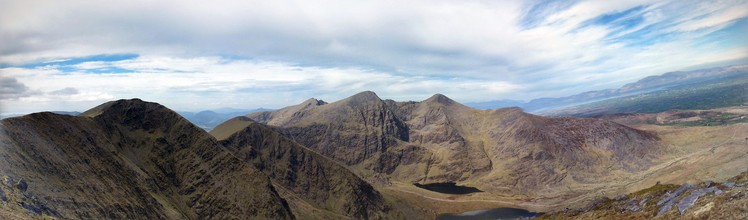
[0,0,746,113]
[676,3,748,31]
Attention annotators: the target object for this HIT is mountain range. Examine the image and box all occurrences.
[0,99,416,219]
[467,65,748,113]
[1,75,746,219]
[178,108,272,131]
[247,91,661,194]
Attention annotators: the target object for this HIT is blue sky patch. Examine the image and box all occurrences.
[20,53,139,68]
[520,0,580,29]
[7,53,140,74]
[587,6,646,27]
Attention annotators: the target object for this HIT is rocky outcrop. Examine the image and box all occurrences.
[657,183,694,216]
[544,172,748,219]
[0,175,59,217]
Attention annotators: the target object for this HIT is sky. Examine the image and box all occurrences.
[1,0,747,114]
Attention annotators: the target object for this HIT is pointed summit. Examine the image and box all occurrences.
[300,98,327,107]
[423,93,456,106]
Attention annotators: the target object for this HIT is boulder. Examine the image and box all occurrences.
[614,194,629,201]
[623,199,641,212]
[15,179,28,192]
[3,176,13,187]
[0,187,7,202]
[704,180,715,187]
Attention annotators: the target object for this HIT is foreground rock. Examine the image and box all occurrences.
[540,171,748,219]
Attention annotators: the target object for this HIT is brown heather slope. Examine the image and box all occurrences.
[0,99,294,219]
[248,91,661,195]
[211,116,417,219]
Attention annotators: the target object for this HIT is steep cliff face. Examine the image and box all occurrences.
[0,99,294,219]
[253,91,409,166]
[249,92,662,192]
[211,116,394,219]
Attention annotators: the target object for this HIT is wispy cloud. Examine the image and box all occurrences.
[0,0,746,113]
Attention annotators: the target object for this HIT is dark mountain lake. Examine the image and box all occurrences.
[413,182,482,194]
[436,207,543,220]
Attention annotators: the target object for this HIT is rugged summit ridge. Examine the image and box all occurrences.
[0,99,295,219]
[210,117,395,219]
[248,92,661,193]
[251,92,409,165]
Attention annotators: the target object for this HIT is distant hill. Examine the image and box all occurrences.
[467,65,748,112]
[545,72,748,117]
[179,108,272,131]
[248,91,661,194]
[1,111,80,119]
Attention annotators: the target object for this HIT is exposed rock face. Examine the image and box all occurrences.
[657,183,694,216]
[0,187,6,202]
[249,91,661,192]
[211,117,392,219]
[677,187,722,214]
[544,172,748,219]
[256,91,409,166]
[0,99,295,219]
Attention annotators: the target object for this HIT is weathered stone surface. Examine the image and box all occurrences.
[657,183,694,216]
[677,187,723,214]
[15,179,27,192]
[724,182,737,188]
[3,176,13,187]
[0,187,7,202]
[614,194,629,201]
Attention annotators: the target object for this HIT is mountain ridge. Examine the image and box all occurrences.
[468,64,748,112]
[211,116,401,219]
[0,99,296,219]
[248,91,661,194]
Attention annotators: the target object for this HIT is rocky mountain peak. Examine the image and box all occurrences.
[423,93,456,105]
[339,91,382,106]
[301,98,327,107]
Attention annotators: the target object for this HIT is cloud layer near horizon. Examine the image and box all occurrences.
[1,0,747,113]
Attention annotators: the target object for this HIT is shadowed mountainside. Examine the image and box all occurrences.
[248,91,662,193]
[210,116,406,219]
[0,99,294,219]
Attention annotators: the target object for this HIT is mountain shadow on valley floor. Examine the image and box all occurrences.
[436,207,542,220]
[413,182,482,194]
